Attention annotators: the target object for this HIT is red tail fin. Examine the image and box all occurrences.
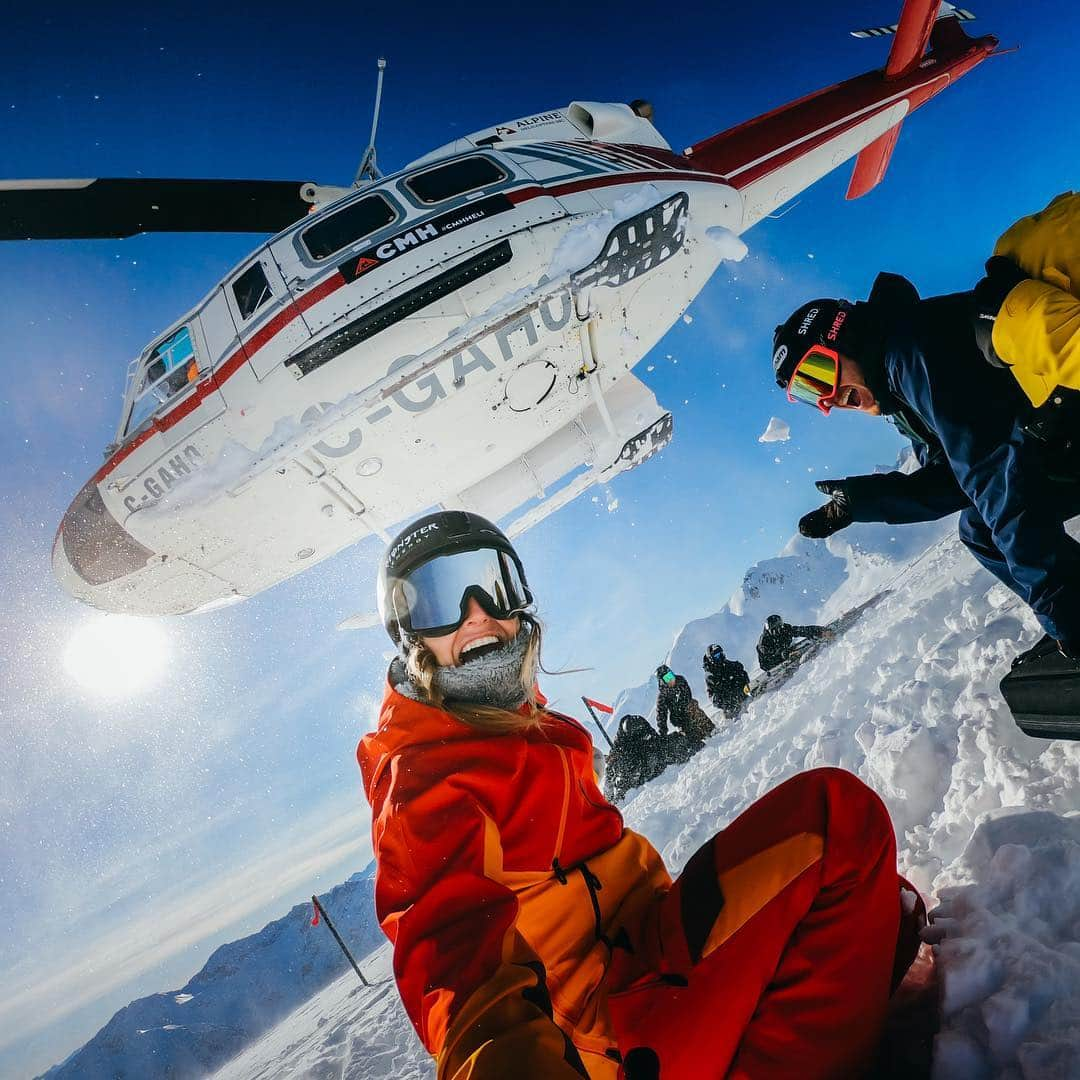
[845,125,904,199]
[885,0,943,78]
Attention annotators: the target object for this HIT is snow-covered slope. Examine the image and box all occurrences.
[212,943,428,1080]
[614,527,1080,1076]
[40,864,383,1080]
[611,515,949,728]
[53,520,1080,1079]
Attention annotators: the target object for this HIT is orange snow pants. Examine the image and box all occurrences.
[607,768,902,1079]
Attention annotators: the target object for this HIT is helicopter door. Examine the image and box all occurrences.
[225,251,312,380]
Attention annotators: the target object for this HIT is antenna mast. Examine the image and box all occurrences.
[353,57,387,186]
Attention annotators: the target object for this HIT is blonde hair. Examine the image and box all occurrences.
[405,617,545,734]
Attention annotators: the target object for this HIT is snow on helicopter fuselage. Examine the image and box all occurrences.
[37,1,997,616]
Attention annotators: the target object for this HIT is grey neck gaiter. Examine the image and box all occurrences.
[393,630,533,711]
[432,630,532,709]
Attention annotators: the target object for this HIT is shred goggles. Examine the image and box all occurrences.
[785,345,840,414]
[386,546,530,638]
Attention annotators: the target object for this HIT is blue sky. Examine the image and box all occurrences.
[1,1,1076,1075]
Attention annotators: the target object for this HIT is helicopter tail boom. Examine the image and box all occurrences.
[685,1,997,218]
[846,5,986,198]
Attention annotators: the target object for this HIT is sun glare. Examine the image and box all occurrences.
[63,615,170,696]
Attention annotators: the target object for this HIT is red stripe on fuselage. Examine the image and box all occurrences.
[94,165,724,484]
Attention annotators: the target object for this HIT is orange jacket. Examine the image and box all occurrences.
[357,681,671,1079]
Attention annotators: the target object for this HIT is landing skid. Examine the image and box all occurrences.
[505,412,673,539]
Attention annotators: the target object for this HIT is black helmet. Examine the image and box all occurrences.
[706,643,724,661]
[766,614,783,629]
[378,510,532,644]
[772,298,855,388]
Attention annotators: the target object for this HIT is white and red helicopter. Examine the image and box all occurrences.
[4,0,998,616]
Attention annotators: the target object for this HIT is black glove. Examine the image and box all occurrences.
[971,256,1029,368]
[799,481,852,539]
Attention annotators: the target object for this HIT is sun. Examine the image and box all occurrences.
[62,615,170,696]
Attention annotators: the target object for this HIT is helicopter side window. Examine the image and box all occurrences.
[301,194,397,261]
[232,262,273,320]
[404,156,508,204]
[125,325,198,435]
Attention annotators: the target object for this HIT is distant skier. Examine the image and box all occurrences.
[360,510,927,1076]
[603,714,666,803]
[702,644,750,718]
[772,270,1080,677]
[655,664,715,759]
[756,615,831,673]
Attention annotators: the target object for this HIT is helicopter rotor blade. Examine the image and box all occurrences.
[0,178,318,240]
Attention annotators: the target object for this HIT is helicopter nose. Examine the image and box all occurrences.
[53,480,244,616]
[54,480,156,594]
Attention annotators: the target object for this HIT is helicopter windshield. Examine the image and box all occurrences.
[124,325,198,436]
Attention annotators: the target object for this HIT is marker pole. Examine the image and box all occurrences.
[582,697,614,749]
[311,895,371,986]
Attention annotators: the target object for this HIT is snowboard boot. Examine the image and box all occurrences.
[1001,634,1080,740]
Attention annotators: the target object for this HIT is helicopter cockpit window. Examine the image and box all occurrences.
[404,155,507,204]
[232,262,273,320]
[125,325,198,435]
[301,194,397,261]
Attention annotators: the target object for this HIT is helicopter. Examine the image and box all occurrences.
[4,0,998,617]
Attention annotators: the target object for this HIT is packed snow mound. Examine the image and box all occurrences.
[929,813,1080,1078]
[40,865,383,1080]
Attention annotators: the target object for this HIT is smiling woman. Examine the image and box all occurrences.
[62,615,170,696]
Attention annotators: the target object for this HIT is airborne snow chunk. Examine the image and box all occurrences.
[758,417,791,443]
[705,225,748,262]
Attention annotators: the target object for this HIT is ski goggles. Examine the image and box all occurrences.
[785,345,840,414]
[386,546,531,638]
[660,670,676,685]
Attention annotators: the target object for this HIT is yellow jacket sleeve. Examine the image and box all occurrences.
[993,279,1080,407]
[994,190,1079,293]
[989,191,1080,406]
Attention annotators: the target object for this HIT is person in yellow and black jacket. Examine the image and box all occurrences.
[774,271,1080,672]
[971,192,1080,408]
